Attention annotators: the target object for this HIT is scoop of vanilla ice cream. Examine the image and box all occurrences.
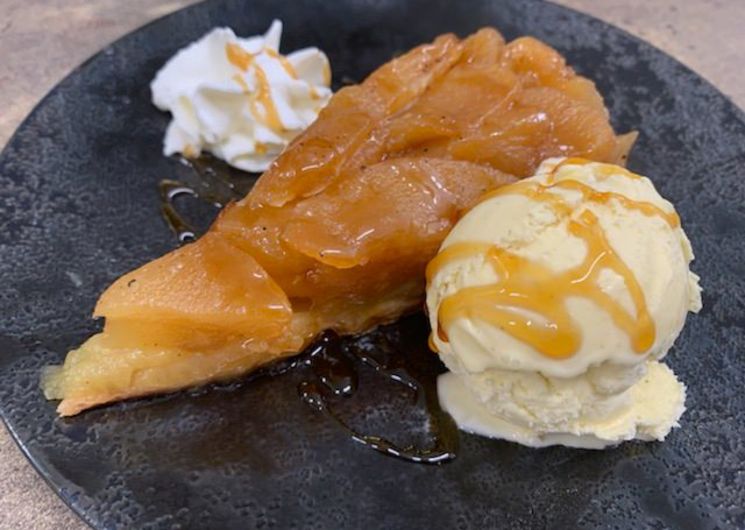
[426,158,701,448]
[151,20,332,172]
[438,361,686,448]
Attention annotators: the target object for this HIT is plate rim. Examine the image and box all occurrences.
[1,0,744,528]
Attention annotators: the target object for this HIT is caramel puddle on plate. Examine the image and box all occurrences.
[298,330,458,464]
[159,155,257,242]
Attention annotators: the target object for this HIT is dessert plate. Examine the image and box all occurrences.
[1,0,744,528]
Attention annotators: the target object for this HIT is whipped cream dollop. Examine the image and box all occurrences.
[151,20,332,172]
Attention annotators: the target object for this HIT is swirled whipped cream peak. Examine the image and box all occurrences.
[151,20,332,172]
[426,157,702,449]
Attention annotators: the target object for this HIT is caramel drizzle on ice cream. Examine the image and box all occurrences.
[476,158,680,228]
[427,159,676,359]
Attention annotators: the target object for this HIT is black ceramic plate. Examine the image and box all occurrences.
[2,0,745,528]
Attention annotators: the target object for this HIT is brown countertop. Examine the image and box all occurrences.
[1,1,743,528]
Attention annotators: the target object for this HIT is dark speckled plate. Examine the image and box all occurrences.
[1,0,744,528]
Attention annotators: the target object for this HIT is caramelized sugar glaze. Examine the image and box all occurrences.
[45,29,634,416]
[427,159,676,360]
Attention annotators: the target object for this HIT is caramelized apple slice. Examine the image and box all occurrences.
[43,234,295,415]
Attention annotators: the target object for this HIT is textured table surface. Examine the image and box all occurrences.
[1,0,743,528]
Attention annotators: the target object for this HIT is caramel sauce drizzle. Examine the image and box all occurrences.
[547,157,641,183]
[225,42,254,70]
[427,159,669,359]
[476,158,679,228]
[264,47,299,79]
[305,61,332,101]
[225,43,285,133]
[322,61,331,86]
[264,47,328,102]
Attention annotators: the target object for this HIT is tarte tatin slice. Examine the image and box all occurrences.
[43,28,635,415]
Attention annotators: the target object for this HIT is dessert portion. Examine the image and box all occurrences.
[43,28,633,416]
[426,158,702,448]
[151,20,332,172]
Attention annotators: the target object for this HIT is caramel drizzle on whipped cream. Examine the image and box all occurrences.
[427,158,678,359]
[225,42,292,133]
